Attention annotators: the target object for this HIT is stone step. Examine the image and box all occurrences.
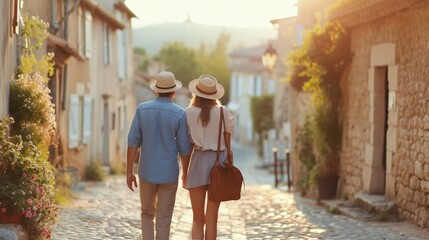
[321,192,400,222]
[355,192,396,213]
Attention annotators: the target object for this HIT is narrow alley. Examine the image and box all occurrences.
[51,143,429,240]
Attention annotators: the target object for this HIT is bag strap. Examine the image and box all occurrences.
[221,109,233,166]
[214,106,224,166]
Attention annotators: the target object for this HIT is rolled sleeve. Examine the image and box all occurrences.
[128,110,142,148]
[176,113,192,156]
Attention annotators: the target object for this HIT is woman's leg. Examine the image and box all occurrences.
[205,198,220,240]
[189,185,208,240]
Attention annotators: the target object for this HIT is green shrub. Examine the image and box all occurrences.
[85,160,106,181]
[110,160,126,175]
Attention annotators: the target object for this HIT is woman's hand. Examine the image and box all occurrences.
[181,173,187,189]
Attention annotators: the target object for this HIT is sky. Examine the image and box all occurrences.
[125,0,298,29]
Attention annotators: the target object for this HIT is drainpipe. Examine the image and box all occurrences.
[50,0,60,31]
[61,0,70,110]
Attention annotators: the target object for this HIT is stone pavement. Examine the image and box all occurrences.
[51,143,429,239]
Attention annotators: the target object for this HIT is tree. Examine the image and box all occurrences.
[250,95,275,155]
[134,47,149,71]
[197,31,231,104]
[155,42,201,86]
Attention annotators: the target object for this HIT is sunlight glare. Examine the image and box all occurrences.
[125,0,297,29]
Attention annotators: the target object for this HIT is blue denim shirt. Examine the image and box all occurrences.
[128,97,192,183]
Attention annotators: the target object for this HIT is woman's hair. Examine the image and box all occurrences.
[189,95,221,127]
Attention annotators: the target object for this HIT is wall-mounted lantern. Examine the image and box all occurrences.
[261,44,278,74]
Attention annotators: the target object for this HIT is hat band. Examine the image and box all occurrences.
[156,84,176,89]
[196,85,217,95]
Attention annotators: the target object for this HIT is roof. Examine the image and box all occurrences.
[81,0,125,29]
[115,2,138,19]
[47,34,83,61]
[228,45,266,73]
[229,45,266,58]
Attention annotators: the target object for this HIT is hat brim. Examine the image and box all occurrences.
[188,79,225,100]
[150,80,183,93]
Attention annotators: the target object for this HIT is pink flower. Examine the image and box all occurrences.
[32,211,37,217]
[25,210,32,218]
[27,198,33,204]
[1,208,6,213]
[37,203,42,209]
[31,174,36,180]
[33,205,38,211]
[43,229,51,238]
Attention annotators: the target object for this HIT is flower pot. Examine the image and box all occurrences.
[317,175,339,199]
[0,210,22,224]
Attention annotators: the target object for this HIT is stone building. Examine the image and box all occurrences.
[331,0,429,228]
[22,0,136,177]
[228,45,277,144]
[0,0,20,119]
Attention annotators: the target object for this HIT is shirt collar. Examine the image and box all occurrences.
[156,96,173,102]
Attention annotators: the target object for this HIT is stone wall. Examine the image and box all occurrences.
[341,1,429,227]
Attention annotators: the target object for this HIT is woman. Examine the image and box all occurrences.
[182,74,234,240]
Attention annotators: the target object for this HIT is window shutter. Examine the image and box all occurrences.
[256,77,263,96]
[82,95,92,144]
[84,11,92,57]
[117,29,125,79]
[248,76,254,96]
[103,23,110,65]
[69,95,80,148]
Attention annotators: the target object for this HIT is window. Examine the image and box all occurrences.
[248,76,262,96]
[103,22,110,65]
[68,95,80,148]
[255,76,262,96]
[268,79,276,94]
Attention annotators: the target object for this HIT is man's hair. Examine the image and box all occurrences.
[158,92,175,98]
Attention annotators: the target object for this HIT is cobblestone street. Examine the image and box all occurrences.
[51,143,429,239]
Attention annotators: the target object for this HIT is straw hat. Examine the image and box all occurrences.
[188,74,225,100]
[150,71,182,93]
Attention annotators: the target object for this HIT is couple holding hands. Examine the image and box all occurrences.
[126,71,234,240]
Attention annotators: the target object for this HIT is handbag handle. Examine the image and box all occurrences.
[215,107,224,165]
[214,107,233,166]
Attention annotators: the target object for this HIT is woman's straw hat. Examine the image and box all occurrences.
[188,74,224,100]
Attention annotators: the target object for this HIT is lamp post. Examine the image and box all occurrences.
[261,44,278,75]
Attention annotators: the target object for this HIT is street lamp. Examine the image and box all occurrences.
[261,44,278,74]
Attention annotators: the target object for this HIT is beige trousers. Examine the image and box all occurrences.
[139,179,178,240]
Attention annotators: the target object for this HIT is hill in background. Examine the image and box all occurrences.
[132,19,277,55]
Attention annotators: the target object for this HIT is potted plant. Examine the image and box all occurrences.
[0,118,57,239]
[288,20,350,199]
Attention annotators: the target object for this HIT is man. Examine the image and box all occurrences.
[127,71,191,240]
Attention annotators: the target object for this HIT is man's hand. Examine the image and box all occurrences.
[127,173,138,191]
[126,147,139,192]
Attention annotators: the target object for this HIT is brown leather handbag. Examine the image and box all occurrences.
[208,107,244,202]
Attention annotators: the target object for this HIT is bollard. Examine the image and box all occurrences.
[286,148,291,191]
[272,147,278,187]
